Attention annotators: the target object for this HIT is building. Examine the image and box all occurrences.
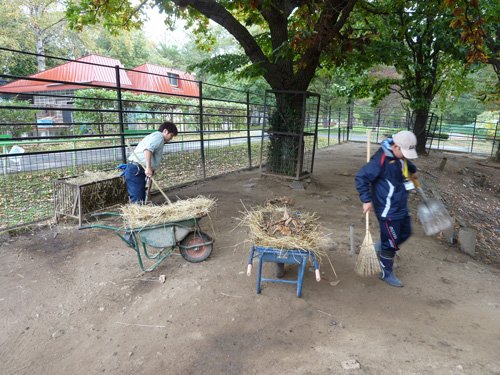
[0,55,199,134]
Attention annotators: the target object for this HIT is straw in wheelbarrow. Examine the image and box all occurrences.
[120,196,216,228]
[355,130,381,277]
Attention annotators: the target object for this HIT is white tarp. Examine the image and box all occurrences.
[8,145,25,171]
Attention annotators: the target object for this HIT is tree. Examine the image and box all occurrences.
[94,28,158,68]
[359,0,467,154]
[445,0,499,84]
[0,1,38,76]
[19,0,68,71]
[432,66,498,120]
[73,89,121,136]
[0,0,98,75]
[444,0,500,161]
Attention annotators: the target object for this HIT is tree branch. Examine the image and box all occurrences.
[128,0,149,23]
[255,1,293,77]
[399,11,417,54]
[389,85,410,101]
[296,0,358,88]
[41,17,66,34]
[171,0,272,73]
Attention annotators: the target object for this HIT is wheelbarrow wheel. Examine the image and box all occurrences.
[179,232,213,263]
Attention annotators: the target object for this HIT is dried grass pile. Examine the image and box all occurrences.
[66,170,121,185]
[240,204,328,259]
[54,170,128,218]
[120,196,216,228]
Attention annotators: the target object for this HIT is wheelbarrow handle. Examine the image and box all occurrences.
[79,223,125,231]
[78,212,128,231]
[91,212,122,218]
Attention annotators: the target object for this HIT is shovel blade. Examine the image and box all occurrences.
[417,199,453,236]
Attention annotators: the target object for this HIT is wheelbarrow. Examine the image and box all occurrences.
[81,212,213,272]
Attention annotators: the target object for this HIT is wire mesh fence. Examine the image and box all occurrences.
[259,90,320,179]
[0,47,498,230]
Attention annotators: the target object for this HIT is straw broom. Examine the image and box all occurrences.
[355,130,382,277]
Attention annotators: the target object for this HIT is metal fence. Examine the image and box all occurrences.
[0,48,498,230]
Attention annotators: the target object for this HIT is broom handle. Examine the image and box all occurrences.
[126,142,172,204]
[366,130,371,231]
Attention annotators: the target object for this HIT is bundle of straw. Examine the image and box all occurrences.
[240,205,328,259]
[354,225,381,276]
[120,196,216,228]
[66,170,121,185]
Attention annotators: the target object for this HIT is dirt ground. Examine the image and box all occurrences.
[1,142,499,375]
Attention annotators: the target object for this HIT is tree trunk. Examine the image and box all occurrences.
[36,36,46,72]
[267,92,307,177]
[413,108,429,155]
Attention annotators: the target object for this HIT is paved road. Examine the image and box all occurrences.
[0,131,489,175]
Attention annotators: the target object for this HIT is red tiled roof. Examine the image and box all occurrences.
[0,55,132,93]
[0,56,199,97]
[128,63,199,97]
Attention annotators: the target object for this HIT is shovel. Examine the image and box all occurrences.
[145,176,152,203]
[414,179,453,236]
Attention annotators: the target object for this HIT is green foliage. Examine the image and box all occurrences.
[66,0,146,33]
[72,87,255,134]
[73,89,195,133]
[313,65,376,101]
[94,29,156,68]
[73,89,120,135]
[0,2,36,75]
[190,53,250,77]
[0,99,37,137]
[332,0,472,153]
[363,0,467,111]
[0,1,103,74]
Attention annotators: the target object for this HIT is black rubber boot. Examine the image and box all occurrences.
[276,262,285,278]
[379,255,403,287]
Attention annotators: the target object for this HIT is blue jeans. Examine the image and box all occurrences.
[378,215,412,258]
[124,164,146,203]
